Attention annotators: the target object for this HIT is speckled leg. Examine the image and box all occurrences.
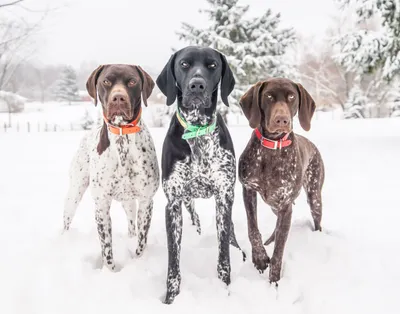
[122,200,137,237]
[164,199,183,304]
[135,199,153,256]
[304,151,324,232]
[95,198,116,271]
[215,187,233,287]
[269,205,292,283]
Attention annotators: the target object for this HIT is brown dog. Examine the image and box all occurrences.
[238,78,325,284]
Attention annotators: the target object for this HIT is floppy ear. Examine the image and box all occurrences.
[219,53,235,106]
[296,83,316,131]
[135,65,155,107]
[239,81,265,129]
[86,65,104,106]
[156,53,177,106]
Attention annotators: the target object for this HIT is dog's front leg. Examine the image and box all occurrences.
[269,205,292,283]
[215,187,233,287]
[243,186,270,273]
[164,199,183,304]
[135,198,153,256]
[94,198,116,271]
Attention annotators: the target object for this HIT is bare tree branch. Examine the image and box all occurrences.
[0,0,24,9]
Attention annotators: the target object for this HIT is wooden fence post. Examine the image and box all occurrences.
[3,122,6,133]
[27,122,30,133]
[17,122,20,132]
[44,122,48,132]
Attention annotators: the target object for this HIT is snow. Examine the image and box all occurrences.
[1,117,400,314]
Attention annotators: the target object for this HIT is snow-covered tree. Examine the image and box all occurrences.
[55,66,78,105]
[343,85,368,118]
[389,82,400,117]
[334,0,400,81]
[176,0,297,111]
[333,0,400,117]
[80,108,94,130]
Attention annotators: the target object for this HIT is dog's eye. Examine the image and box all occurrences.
[103,79,111,86]
[128,80,136,87]
[208,62,217,69]
[266,94,273,100]
[288,94,295,101]
[181,61,190,69]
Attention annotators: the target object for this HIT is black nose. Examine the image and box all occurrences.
[189,77,206,94]
[274,115,290,127]
[112,93,127,106]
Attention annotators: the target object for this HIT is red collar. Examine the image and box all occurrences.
[103,108,142,136]
[254,128,292,150]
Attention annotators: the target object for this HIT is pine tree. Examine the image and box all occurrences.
[335,0,400,81]
[333,0,400,117]
[176,0,297,112]
[389,82,400,117]
[343,85,368,119]
[80,108,94,130]
[55,66,79,105]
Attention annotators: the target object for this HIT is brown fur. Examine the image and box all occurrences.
[238,78,324,283]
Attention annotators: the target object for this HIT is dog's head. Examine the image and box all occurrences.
[86,64,154,126]
[239,78,316,137]
[156,46,235,124]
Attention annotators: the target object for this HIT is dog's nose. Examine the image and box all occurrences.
[189,77,206,94]
[274,115,290,127]
[112,93,127,106]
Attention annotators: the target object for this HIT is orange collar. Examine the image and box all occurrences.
[103,108,142,136]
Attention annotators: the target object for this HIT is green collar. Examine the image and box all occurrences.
[176,109,217,140]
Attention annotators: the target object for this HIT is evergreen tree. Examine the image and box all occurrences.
[55,66,79,105]
[80,108,94,130]
[389,83,400,117]
[176,0,297,112]
[333,0,400,117]
[343,85,368,119]
[335,0,400,81]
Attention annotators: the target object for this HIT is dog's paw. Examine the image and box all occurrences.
[128,227,137,238]
[135,244,147,257]
[252,247,270,273]
[269,259,282,283]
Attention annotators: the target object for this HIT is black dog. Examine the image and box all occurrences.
[156,46,245,304]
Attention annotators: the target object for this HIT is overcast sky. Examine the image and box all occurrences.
[5,0,338,71]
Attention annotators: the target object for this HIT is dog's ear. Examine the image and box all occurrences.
[219,53,235,106]
[156,53,177,106]
[135,65,155,107]
[296,83,316,131]
[239,81,265,129]
[86,65,104,106]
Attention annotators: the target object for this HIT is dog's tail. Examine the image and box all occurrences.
[230,220,247,262]
[264,229,275,246]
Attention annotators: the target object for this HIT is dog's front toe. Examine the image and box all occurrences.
[252,247,270,273]
[269,259,282,283]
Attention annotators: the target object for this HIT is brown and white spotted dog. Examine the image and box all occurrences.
[238,78,325,284]
[63,64,160,271]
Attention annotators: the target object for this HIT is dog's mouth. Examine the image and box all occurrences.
[182,94,211,109]
[106,110,133,126]
[265,126,292,138]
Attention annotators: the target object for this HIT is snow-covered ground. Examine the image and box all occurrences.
[1,117,400,314]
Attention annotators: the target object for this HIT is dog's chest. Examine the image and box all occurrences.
[90,128,159,201]
[240,145,302,207]
[166,134,235,199]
